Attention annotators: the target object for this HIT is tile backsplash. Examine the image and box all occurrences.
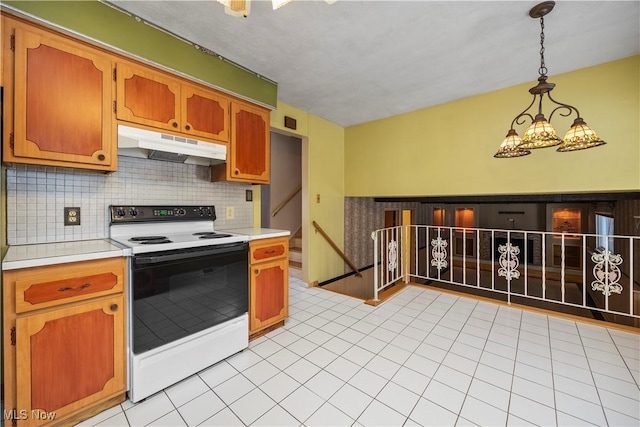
[5,156,253,245]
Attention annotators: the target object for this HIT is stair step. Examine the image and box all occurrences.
[293,237,302,247]
[289,260,302,269]
[289,247,302,263]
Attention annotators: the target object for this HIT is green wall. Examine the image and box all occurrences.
[345,55,640,197]
[3,0,277,108]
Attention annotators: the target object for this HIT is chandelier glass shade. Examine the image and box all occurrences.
[494,1,606,158]
[557,118,606,152]
[494,129,531,158]
[519,113,561,149]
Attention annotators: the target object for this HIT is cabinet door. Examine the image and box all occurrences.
[250,258,288,333]
[182,83,229,142]
[229,102,270,183]
[16,295,125,425]
[116,62,181,132]
[12,27,115,169]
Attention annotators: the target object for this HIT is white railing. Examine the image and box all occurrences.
[371,226,404,301]
[372,225,640,324]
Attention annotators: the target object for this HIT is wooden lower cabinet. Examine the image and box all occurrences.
[249,237,289,336]
[3,258,127,426]
[16,296,125,425]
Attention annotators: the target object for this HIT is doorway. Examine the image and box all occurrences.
[261,131,303,275]
[382,208,415,283]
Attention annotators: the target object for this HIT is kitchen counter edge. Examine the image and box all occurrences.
[2,239,129,271]
[222,228,291,240]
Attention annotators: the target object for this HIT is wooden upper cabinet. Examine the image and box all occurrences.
[182,83,229,141]
[6,22,116,171]
[115,62,180,132]
[116,62,229,142]
[212,101,270,183]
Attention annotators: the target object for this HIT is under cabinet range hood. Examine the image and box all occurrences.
[117,125,227,166]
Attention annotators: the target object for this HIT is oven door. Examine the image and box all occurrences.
[130,241,248,354]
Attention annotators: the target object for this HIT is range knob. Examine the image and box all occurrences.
[116,208,126,218]
[175,208,186,216]
[129,208,138,217]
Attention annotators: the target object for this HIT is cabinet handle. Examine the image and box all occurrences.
[110,304,118,312]
[58,283,91,292]
[234,169,240,175]
[254,269,259,275]
[97,154,106,161]
[185,124,191,131]
[171,121,178,128]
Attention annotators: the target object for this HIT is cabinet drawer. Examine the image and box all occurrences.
[250,237,288,263]
[12,258,125,314]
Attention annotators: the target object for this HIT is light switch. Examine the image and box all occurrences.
[226,206,235,219]
[316,194,320,203]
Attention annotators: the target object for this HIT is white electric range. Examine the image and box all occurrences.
[109,205,250,403]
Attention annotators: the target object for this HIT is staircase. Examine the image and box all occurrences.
[289,231,302,270]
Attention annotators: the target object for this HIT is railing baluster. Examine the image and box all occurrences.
[463,228,467,285]
[524,231,528,297]
[605,233,610,312]
[417,226,420,277]
[629,237,634,317]
[507,230,511,304]
[476,229,480,288]
[491,229,495,291]
[582,234,587,308]
[561,234,566,304]
[542,232,546,300]
[396,226,401,282]
[373,230,379,302]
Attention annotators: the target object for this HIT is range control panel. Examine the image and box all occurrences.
[110,205,216,223]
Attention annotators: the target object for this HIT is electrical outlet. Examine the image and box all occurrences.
[226,206,235,219]
[64,207,81,226]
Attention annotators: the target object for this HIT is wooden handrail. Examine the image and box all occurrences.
[272,186,301,217]
[312,220,362,277]
[290,225,302,245]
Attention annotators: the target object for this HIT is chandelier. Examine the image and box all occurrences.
[494,1,606,158]
[217,0,336,18]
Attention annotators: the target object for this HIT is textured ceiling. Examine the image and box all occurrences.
[108,0,640,127]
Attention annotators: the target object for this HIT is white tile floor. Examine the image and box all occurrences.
[78,272,640,427]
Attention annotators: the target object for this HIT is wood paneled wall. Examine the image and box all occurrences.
[344,198,426,274]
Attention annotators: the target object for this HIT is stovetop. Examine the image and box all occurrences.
[109,205,248,254]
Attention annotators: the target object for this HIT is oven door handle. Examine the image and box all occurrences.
[134,243,247,265]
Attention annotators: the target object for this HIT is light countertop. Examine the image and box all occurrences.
[222,228,291,240]
[2,239,127,271]
[2,229,290,270]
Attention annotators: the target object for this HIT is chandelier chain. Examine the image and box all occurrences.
[538,16,547,77]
